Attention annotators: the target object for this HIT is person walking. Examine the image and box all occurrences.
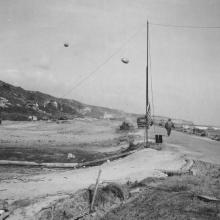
[165,118,174,136]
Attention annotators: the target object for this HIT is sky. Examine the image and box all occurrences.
[0,0,220,126]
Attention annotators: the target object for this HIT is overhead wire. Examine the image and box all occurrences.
[60,25,145,99]
[147,21,220,133]
[148,23,156,134]
[150,22,220,29]
[60,21,220,99]
[59,19,220,125]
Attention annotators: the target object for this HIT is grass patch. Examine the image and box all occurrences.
[101,161,220,220]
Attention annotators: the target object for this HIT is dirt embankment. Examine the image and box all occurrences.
[0,148,185,220]
[101,161,220,220]
[34,160,220,220]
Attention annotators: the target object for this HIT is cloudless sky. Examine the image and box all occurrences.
[0,0,220,126]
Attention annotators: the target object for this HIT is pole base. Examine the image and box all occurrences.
[144,142,150,148]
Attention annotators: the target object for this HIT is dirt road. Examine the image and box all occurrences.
[148,126,220,164]
[166,131,220,164]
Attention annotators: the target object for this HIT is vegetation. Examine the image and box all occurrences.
[0,80,127,121]
[102,161,220,220]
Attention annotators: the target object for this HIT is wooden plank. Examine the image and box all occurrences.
[76,150,137,168]
[0,160,78,168]
[90,169,102,212]
[197,195,220,202]
[0,149,138,169]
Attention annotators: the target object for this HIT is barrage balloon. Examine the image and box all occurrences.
[121,57,129,64]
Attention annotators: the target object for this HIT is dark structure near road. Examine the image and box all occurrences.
[155,134,163,143]
[137,116,153,128]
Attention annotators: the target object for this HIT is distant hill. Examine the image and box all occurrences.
[0,80,127,121]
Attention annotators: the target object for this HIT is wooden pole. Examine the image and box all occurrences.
[90,169,102,212]
[145,20,149,147]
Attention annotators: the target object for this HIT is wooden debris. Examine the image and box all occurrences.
[90,169,102,212]
[159,159,194,176]
[197,195,220,203]
[0,160,78,168]
[0,211,10,220]
[76,149,137,168]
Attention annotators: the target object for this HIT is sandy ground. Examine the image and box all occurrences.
[0,119,123,149]
[0,120,220,219]
[0,119,130,164]
[1,149,185,219]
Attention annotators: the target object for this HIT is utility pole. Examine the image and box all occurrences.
[145,20,149,147]
[0,107,2,125]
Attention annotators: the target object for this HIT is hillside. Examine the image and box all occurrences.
[0,80,126,121]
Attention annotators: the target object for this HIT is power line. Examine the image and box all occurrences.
[61,25,145,99]
[60,20,220,99]
[150,22,220,29]
[148,26,156,134]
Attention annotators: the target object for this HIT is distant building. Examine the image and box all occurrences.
[41,116,49,121]
[192,126,207,136]
[44,100,58,109]
[80,107,91,115]
[25,101,39,110]
[28,115,38,121]
[205,128,220,140]
[103,112,114,120]
[50,100,58,109]
[181,125,194,134]
[0,97,10,108]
